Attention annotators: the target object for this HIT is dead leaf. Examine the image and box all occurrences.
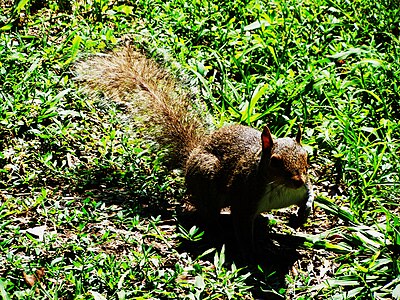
[26,225,47,241]
[23,267,45,294]
[35,267,45,280]
[23,272,36,287]
[91,291,107,300]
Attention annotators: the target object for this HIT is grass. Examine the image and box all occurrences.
[1,0,399,299]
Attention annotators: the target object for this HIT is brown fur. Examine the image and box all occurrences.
[75,46,314,253]
[75,46,205,166]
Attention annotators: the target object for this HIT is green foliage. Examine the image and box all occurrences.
[0,0,399,299]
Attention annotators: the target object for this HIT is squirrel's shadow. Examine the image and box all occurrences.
[93,186,305,297]
[71,169,304,298]
[176,210,307,298]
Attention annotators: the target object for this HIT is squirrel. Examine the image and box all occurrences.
[75,46,314,251]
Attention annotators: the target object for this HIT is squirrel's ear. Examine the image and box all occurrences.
[261,126,274,152]
[296,125,302,144]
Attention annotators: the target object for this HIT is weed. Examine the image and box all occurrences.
[0,0,399,299]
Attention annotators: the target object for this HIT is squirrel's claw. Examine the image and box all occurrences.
[289,182,314,229]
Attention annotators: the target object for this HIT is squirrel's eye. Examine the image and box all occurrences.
[270,155,283,169]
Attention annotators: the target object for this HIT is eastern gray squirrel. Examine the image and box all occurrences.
[76,46,314,249]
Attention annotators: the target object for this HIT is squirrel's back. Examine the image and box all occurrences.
[202,125,261,158]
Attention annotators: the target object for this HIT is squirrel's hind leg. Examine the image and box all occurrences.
[185,150,225,221]
[230,204,257,259]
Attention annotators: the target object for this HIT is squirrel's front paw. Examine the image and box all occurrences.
[289,186,314,229]
[288,212,307,229]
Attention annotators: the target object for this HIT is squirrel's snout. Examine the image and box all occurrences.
[290,174,306,189]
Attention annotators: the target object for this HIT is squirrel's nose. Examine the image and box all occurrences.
[291,175,305,189]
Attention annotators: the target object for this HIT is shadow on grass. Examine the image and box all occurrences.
[67,167,308,298]
[176,211,308,299]
[63,165,180,217]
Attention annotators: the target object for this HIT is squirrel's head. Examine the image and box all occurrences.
[261,126,309,189]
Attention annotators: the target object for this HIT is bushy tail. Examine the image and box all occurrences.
[75,46,206,167]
